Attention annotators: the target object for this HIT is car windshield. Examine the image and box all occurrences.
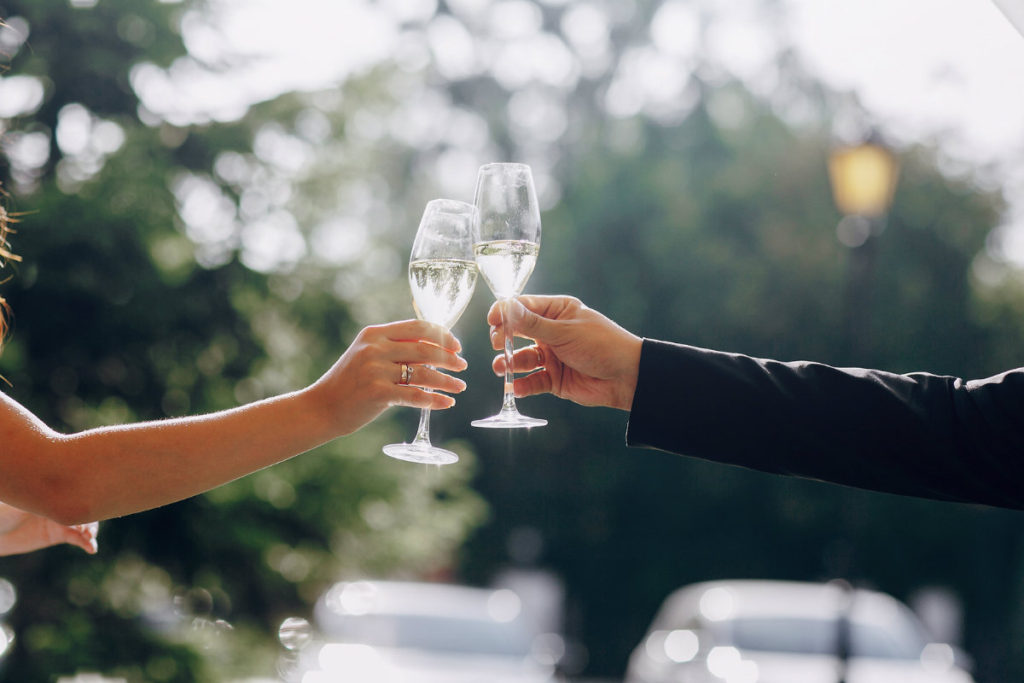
[722,617,925,659]
[325,613,533,658]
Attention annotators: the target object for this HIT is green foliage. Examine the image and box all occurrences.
[449,58,1022,683]
[0,2,485,682]
[3,0,1024,682]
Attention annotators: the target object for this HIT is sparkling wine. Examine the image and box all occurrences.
[474,240,539,299]
[409,258,478,329]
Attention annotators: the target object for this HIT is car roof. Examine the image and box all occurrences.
[316,580,522,621]
[655,580,915,628]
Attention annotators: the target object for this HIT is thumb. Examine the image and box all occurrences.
[506,298,559,342]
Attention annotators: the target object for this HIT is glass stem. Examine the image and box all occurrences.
[412,406,432,447]
[501,298,518,412]
[412,364,435,446]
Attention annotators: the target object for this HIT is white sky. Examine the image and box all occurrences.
[789,0,1024,161]
[784,0,1024,261]
[177,0,1024,155]
[152,0,1024,261]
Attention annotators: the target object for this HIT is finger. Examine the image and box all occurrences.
[390,386,457,410]
[512,369,554,398]
[490,298,562,344]
[516,294,578,313]
[395,342,467,371]
[488,321,541,350]
[487,295,578,325]
[485,300,504,327]
[77,522,99,553]
[84,521,99,549]
[409,366,467,394]
[380,319,462,352]
[491,346,546,375]
[62,524,98,554]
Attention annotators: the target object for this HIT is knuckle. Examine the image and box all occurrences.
[352,336,377,356]
[369,340,391,358]
[361,324,385,339]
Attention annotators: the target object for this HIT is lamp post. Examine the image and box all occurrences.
[827,137,900,360]
[833,579,854,683]
[825,139,898,682]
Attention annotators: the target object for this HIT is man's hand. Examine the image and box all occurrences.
[488,295,643,411]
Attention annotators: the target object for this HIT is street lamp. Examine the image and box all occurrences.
[828,141,899,218]
[828,140,900,247]
[827,136,900,359]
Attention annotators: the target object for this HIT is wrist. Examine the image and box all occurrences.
[613,333,643,411]
[294,382,342,440]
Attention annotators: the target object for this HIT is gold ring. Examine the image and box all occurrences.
[399,363,412,385]
[535,345,545,366]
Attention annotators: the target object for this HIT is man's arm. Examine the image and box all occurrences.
[627,339,1024,509]
[491,295,1024,510]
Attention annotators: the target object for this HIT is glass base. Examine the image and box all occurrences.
[471,407,547,429]
[382,442,459,465]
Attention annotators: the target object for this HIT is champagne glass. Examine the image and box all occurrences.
[383,199,479,464]
[471,163,547,429]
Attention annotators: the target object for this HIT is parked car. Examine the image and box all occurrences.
[625,579,975,683]
[298,579,563,683]
[0,577,15,676]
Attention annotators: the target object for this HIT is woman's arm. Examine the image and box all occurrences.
[0,319,467,524]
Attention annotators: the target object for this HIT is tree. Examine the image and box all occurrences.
[0,3,485,681]
[5,0,1024,681]
[345,2,1023,679]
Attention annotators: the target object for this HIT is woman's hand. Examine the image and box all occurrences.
[310,319,468,436]
[0,502,98,556]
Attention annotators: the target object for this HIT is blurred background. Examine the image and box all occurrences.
[2,0,1024,681]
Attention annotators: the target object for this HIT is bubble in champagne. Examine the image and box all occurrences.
[278,616,313,652]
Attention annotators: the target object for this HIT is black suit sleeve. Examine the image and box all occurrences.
[625,339,1024,509]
